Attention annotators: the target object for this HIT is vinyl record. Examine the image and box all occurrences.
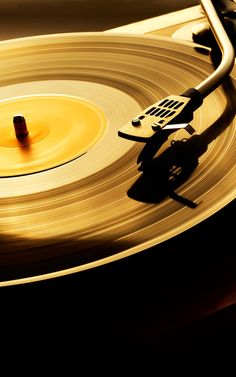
[0,32,235,286]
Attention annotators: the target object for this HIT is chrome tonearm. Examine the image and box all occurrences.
[118,0,235,143]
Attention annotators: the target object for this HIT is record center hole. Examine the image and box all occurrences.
[0,94,107,177]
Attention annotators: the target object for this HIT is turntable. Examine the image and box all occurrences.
[0,0,235,287]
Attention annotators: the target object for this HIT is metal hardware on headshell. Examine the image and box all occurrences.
[118,90,201,142]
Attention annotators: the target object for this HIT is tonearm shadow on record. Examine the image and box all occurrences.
[118,0,236,207]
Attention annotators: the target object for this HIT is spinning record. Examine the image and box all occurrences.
[0,32,235,286]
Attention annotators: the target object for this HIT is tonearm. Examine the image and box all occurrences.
[118,0,235,155]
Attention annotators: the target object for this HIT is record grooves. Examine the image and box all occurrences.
[0,32,235,286]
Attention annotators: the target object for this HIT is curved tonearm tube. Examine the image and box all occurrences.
[118,0,235,145]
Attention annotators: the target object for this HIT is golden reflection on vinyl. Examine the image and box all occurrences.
[0,94,107,176]
[0,32,235,286]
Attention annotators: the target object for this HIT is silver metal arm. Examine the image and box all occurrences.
[118,0,235,143]
[195,0,235,97]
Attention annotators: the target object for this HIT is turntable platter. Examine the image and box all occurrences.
[0,32,235,285]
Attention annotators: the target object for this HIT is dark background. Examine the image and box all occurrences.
[0,0,198,38]
[1,0,235,361]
